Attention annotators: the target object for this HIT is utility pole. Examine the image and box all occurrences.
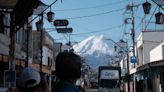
[25,20,29,67]
[131,2,136,92]
[127,46,130,92]
[8,11,16,91]
[40,13,43,72]
[124,2,137,92]
[9,12,16,71]
[131,2,135,58]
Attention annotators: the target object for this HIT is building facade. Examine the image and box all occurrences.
[135,31,164,92]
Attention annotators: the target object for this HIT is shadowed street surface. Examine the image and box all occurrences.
[85,89,98,92]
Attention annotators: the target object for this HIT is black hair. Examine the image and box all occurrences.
[55,52,82,81]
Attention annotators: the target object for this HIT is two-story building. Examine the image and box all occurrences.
[121,30,164,92]
[136,30,164,92]
[33,30,55,73]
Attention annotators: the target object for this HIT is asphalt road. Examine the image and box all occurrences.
[85,89,98,92]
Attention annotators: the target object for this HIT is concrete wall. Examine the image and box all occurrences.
[43,46,53,65]
[150,42,164,62]
[137,31,164,66]
[32,31,54,66]
[0,34,10,55]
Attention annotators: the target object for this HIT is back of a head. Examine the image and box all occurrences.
[55,51,82,81]
[18,67,41,92]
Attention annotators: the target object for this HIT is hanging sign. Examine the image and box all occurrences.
[56,28,73,33]
[54,19,69,26]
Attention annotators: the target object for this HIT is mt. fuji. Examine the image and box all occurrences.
[73,35,117,70]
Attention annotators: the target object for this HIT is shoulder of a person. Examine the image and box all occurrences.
[53,82,79,92]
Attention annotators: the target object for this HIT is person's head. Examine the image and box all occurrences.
[55,51,82,81]
[18,67,41,92]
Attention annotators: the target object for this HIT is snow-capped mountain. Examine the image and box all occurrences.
[73,35,117,70]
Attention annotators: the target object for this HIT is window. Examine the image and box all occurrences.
[48,57,51,66]
[0,12,4,34]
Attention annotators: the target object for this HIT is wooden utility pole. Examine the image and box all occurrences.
[131,2,135,58]
[9,12,16,71]
[40,13,43,72]
[124,2,137,92]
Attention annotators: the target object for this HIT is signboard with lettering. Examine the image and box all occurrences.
[54,19,69,26]
[100,70,119,79]
[56,28,73,33]
[98,66,121,92]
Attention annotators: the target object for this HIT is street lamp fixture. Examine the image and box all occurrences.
[47,7,55,22]
[142,1,151,14]
[155,12,163,24]
[47,11,55,22]
[35,20,43,31]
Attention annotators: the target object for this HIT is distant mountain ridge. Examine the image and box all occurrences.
[73,35,116,70]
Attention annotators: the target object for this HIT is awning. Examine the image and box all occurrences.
[0,0,17,9]
[137,60,164,72]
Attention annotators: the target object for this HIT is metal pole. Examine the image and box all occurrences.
[28,0,58,25]
[49,75,52,92]
[40,13,43,72]
[126,46,130,92]
[9,12,16,71]
[131,2,135,57]
[25,20,29,67]
[131,2,136,92]
[9,11,16,92]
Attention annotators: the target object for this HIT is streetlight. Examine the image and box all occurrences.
[106,39,128,64]
[141,1,164,33]
[34,0,56,72]
[36,20,43,31]
[155,12,163,24]
[142,1,151,14]
[106,39,130,92]
[47,8,55,22]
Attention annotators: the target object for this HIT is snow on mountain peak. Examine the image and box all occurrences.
[73,35,115,70]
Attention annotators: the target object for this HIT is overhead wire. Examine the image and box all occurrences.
[66,8,125,20]
[71,24,123,36]
[144,6,158,31]
[41,1,129,42]
[54,0,128,11]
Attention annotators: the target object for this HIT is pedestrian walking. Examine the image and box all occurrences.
[52,51,82,92]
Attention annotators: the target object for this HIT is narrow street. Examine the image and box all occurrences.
[85,89,98,92]
[0,0,164,92]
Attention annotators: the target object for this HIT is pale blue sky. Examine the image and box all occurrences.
[35,0,164,44]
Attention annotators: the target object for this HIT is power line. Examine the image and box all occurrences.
[144,6,158,31]
[71,24,123,35]
[65,8,125,19]
[54,0,127,11]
